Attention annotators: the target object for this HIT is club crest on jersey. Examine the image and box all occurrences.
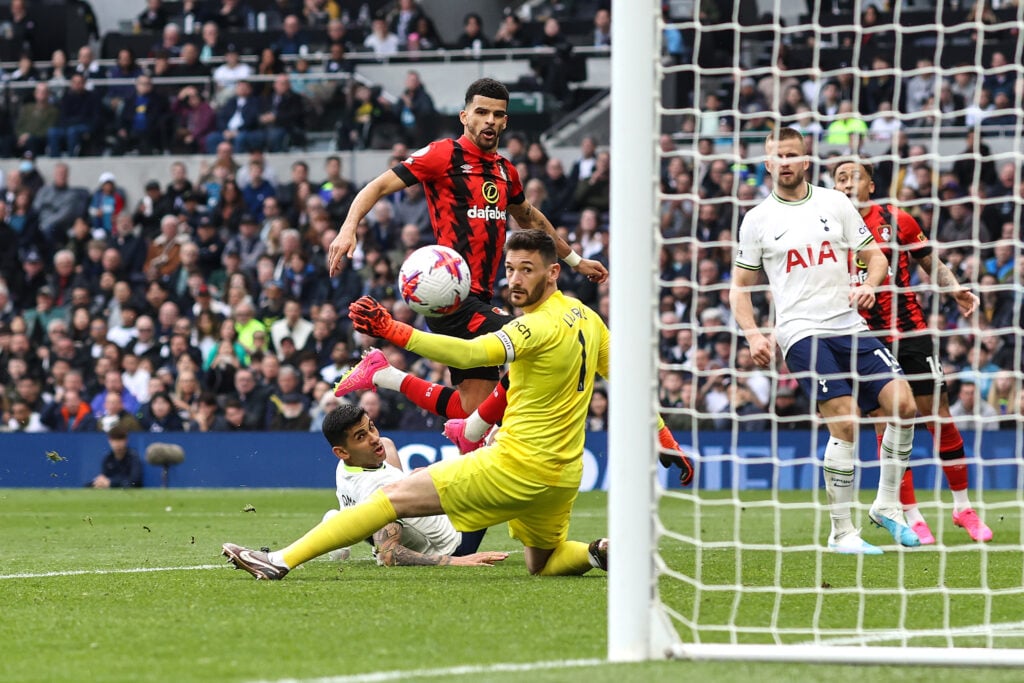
[819,216,830,231]
[878,225,892,242]
[786,241,837,272]
[481,180,500,203]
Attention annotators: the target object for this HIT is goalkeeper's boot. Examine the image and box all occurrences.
[868,505,921,547]
[827,530,883,555]
[443,419,485,454]
[333,348,388,397]
[952,508,993,542]
[222,542,289,580]
[910,519,936,545]
[588,537,608,571]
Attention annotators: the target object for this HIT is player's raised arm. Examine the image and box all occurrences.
[507,200,609,283]
[348,296,508,369]
[850,239,887,310]
[915,252,978,317]
[729,265,773,368]
[328,169,410,273]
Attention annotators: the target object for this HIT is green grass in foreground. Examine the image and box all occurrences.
[0,489,1021,683]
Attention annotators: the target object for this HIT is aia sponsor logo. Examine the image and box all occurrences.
[785,241,838,272]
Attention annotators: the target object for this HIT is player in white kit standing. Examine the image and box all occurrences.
[729,128,921,554]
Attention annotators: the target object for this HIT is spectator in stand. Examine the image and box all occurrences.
[5,398,47,432]
[410,14,444,50]
[225,213,266,276]
[7,54,40,104]
[241,160,277,220]
[982,51,1015,99]
[153,23,184,58]
[364,16,401,55]
[113,75,170,156]
[259,74,305,152]
[105,49,145,114]
[86,426,143,488]
[212,45,253,105]
[88,174,126,236]
[493,12,527,48]
[227,367,268,430]
[145,215,189,281]
[206,80,264,153]
[454,12,490,52]
[572,150,610,213]
[171,86,217,154]
[5,0,35,59]
[212,179,245,233]
[47,73,101,158]
[41,387,96,432]
[270,299,313,359]
[198,22,224,64]
[8,187,43,255]
[215,0,253,31]
[74,45,107,89]
[171,43,211,81]
[388,0,424,47]
[396,70,436,147]
[188,391,230,432]
[324,17,356,52]
[950,380,998,432]
[139,391,185,432]
[90,368,140,417]
[901,57,937,113]
[593,8,612,47]
[46,49,72,98]
[274,14,309,55]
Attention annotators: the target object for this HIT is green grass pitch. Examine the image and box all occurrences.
[1,488,1021,683]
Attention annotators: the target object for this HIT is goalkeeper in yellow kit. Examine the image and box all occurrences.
[222,230,612,579]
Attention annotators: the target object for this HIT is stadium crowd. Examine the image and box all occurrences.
[1,0,1022,437]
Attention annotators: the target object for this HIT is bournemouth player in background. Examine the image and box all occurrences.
[835,159,992,543]
[328,77,607,416]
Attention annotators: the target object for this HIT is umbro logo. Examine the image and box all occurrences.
[460,164,473,174]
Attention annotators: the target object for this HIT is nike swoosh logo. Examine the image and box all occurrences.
[774,231,788,240]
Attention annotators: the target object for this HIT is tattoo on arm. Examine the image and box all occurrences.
[373,523,451,566]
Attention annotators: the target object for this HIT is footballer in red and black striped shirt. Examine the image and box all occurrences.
[835,160,991,544]
[328,77,607,414]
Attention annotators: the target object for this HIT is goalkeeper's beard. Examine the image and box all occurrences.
[510,281,545,308]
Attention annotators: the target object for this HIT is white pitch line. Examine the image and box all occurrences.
[0,564,225,580]
[248,658,606,683]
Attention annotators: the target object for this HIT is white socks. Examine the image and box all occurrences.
[823,437,856,536]
[371,365,407,392]
[877,424,914,509]
[464,410,491,442]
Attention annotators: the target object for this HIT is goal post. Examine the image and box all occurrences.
[608,0,1024,666]
[607,0,668,662]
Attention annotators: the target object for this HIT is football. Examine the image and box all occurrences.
[398,245,472,317]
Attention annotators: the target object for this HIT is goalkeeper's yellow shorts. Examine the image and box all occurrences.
[428,443,580,550]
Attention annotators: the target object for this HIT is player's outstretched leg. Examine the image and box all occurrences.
[333,348,390,396]
[222,543,289,580]
[876,432,934,544]
[928,422,993,542]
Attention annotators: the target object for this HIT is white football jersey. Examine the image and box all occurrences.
[335,461,461,557]
[734,183,874,354]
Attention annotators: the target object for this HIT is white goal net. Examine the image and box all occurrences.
[609,0,1024,666]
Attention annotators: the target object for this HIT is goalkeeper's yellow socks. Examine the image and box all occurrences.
[536,540,593,576]
[276,489,397,569]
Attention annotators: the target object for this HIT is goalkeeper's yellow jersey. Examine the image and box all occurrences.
[406,290,610,487]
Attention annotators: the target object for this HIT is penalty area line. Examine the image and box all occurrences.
[0,564,225,580]
[249,658,606,683]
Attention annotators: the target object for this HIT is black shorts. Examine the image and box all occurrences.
[424,294,512,385]
[887,335,946,397]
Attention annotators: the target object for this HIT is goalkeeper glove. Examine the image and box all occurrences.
[658,424,695,487]
[348,296,413,347]
[442,419,486,454]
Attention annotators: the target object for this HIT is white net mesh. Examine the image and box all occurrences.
[651,0,1024,658]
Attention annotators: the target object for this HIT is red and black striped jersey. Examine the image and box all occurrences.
[853,203,932,340]
[393,135,525,299]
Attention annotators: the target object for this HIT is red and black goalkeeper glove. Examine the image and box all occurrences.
[658,425,695,487]
[348,296,414,347]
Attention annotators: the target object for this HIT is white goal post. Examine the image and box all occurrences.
[608,0,1024,666]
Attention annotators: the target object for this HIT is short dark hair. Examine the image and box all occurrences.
[506,228,557,265]
[465,78,509,106]
[836,157,874,180]
[765,127,804,148]
[322,404,368,448]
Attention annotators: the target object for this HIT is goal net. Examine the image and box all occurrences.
[608,0,1024,666]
